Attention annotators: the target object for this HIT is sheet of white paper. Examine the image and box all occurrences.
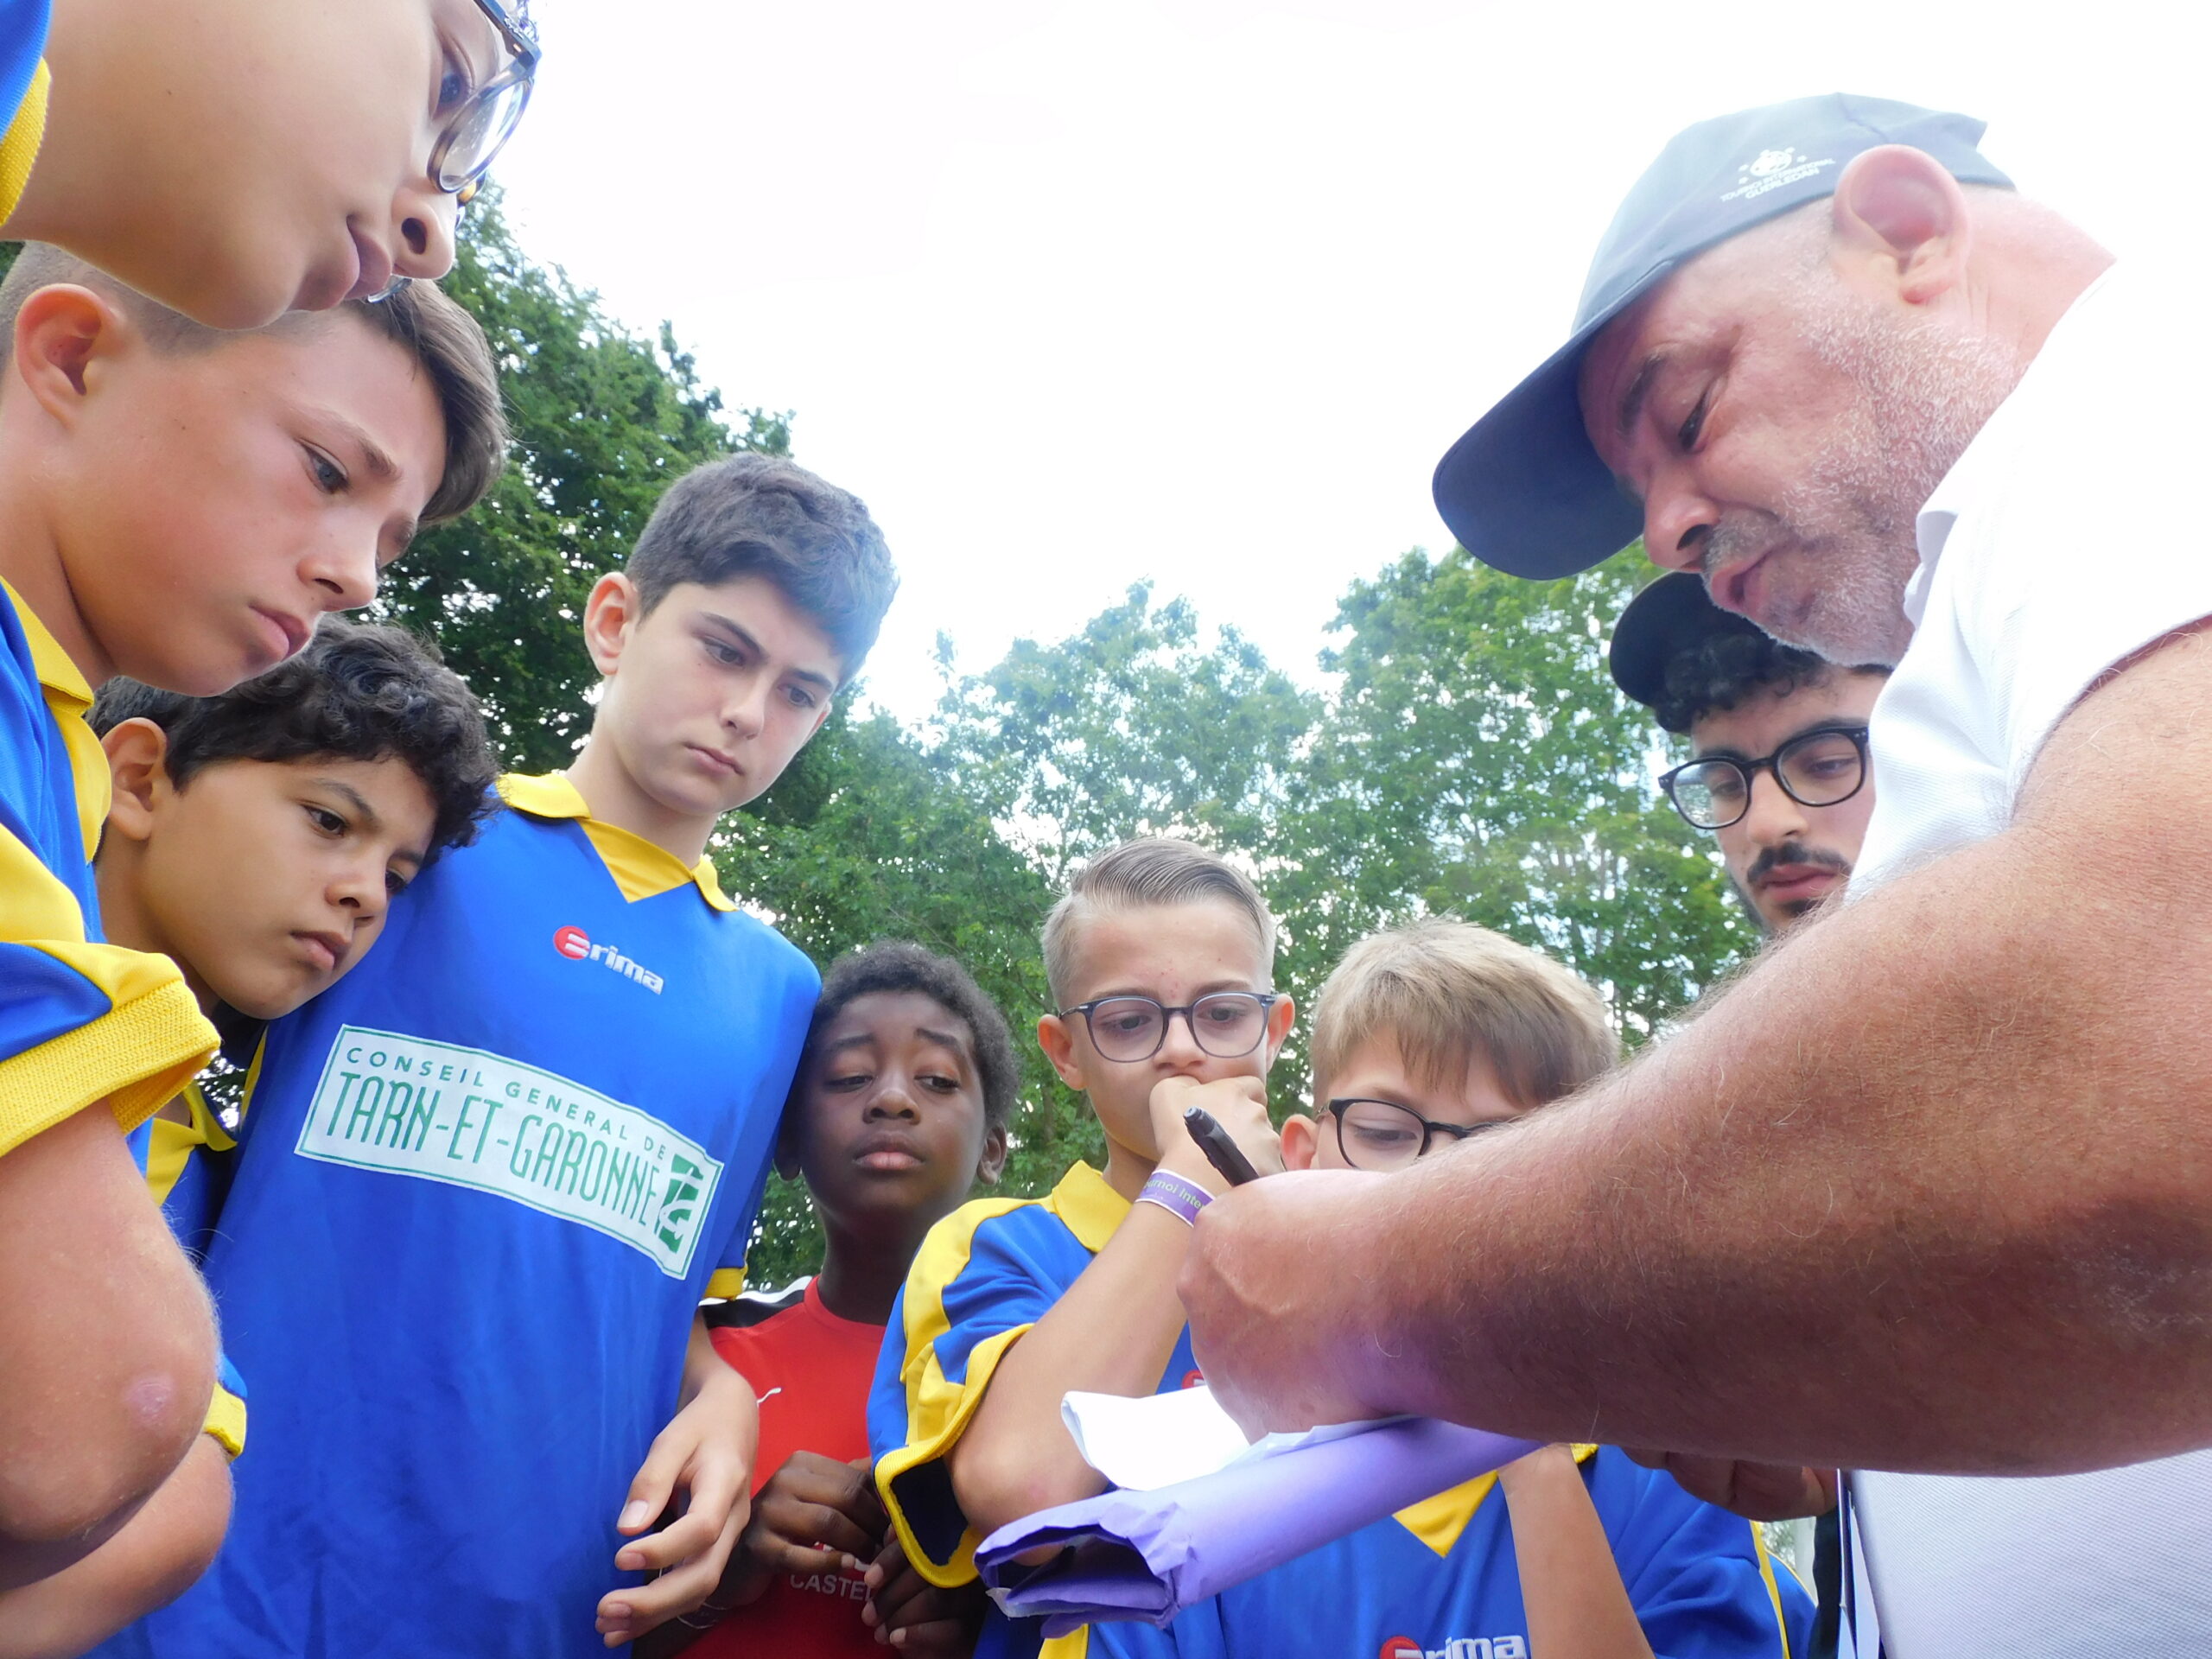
[1061,1384,1404,1491]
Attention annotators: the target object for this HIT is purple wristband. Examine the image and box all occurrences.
[1135,1169,1212,1227]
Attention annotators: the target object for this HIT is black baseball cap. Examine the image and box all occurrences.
[1433,94,2012,582]
[1608,571,1768,732]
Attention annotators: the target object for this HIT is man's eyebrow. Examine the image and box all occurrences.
[819,1032,879,1058]
[697,611,838,692]
[1616,352,1669,442]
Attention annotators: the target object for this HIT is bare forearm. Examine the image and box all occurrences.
[951,1205,1195,1535]
[1497,1450,1652,1659]
[0,1434,230,1658]
[0,1108,218,1586]
[1196,639,2212,1473]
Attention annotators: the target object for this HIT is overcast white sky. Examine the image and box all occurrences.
[491,0,2209,723]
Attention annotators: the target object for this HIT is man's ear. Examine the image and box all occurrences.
[1828,145,1973,307]
[975,1122,1009,1187]
[1259,993,1297,1073]
[12,284,129,425]
[1036,1014,1087,1092]
[581,573,643,678]
[1279,1112,1319,1173]
[100,718,173,844]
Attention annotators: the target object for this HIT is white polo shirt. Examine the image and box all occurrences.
[1847,264,2212,1656]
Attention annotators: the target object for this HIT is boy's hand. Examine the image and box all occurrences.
[861,1532,988,1654]
[735,1452,886,1598]
[1149,1075,1283,1195]
[594,1362,759,1647]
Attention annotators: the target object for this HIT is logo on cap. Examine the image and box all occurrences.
[1720,144,1834,203]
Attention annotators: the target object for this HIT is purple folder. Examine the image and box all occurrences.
[975,1418,1538,1635]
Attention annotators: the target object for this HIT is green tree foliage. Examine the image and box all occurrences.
[1274,548,1754,1041]
[934,585,1320,886]
[375,193,790,769]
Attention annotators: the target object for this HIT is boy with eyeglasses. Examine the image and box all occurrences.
[0,0,537,328]
[1091,917,1812,1659]
[869,836,1292,1659]
[1611,572,1890,936]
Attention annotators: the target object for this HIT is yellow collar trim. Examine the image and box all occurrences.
[4,576,92,710]
[497,772,734,911]
[1052,1160,1130,1255]
[1391,1444,1599,1558]
[5,578,105,856]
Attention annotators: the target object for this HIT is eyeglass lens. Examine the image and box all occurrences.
[1332,1099,1431,1172]
[1670,729,1865,829]
[1084,994,1269,1062]
[438,78,532,191]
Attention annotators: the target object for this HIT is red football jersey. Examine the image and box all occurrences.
[690,1279,888,1658]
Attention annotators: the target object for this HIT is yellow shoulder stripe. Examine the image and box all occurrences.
[0,59,47,226]
[1391,1443,1599,1558]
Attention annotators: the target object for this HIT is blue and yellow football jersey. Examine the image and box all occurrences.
[0,579,213,1156]
[101,773,818,1659]
[1085,1447,1812,1659]
[0,0,51,224]
[869,1160,1203,1659]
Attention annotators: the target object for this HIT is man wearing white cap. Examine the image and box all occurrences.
[1178,94,2212,1656]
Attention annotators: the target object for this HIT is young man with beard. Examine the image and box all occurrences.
[1613,569,1889,1657]
[1177,94,2212,1659]
[1611,571,1886,936]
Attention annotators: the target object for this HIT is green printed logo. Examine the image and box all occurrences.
[296,1026,724,1277]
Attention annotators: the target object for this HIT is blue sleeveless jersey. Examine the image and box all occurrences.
[103,777,818,1659]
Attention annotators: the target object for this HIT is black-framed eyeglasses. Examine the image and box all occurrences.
[1325,1098,1503,1173]
[1058,993,1278,1064]
[1658,724,1871,832]
[434,0,540,205]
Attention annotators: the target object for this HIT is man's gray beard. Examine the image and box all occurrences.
[1721,292,2019,666]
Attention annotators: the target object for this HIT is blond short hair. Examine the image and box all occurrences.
[1309,918,1615,1109]
[1042,836,1276,1007]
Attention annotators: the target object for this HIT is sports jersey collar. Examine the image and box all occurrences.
[4,577,107,855]
[497,771,735,912]
[3,576,93,712]
[1051,1160,1129,1255]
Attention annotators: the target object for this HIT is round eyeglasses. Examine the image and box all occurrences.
[1658,724,1871,832]
[1058,992,1278,1064]
[433,0,540,205]
[1325,1098,1503,1173]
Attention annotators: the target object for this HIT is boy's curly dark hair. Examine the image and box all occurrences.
[1655,630,1874,736]
[804,943,1020,1132]
[90,620,498,860]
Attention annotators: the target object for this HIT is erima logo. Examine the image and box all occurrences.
[552,925,664,995]
[1719,144,1834,204]
[1380,1639,1528,1659]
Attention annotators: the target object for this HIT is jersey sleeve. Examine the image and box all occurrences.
[0,820,216,1157]
[1587,1451,1814,1658]
[869,1196,1070,1587]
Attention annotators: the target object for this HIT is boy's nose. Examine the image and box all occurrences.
[392,186,458,283]
[303,537,380,614]
[868,1084,920,1121]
